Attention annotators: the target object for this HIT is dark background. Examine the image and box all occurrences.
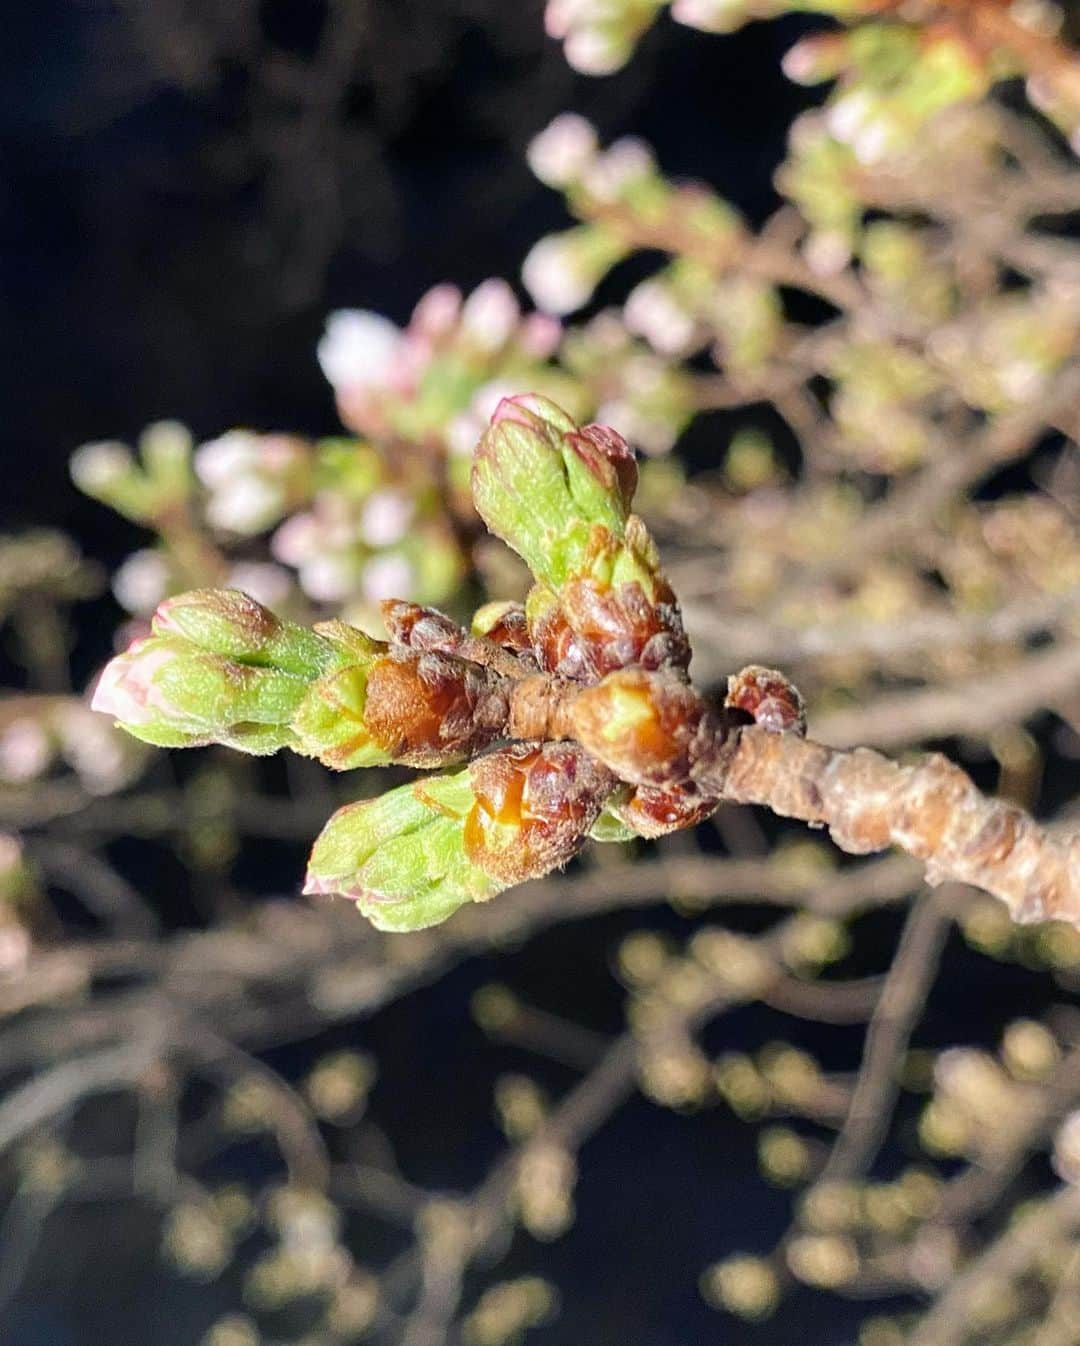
[1,5,1071,1344]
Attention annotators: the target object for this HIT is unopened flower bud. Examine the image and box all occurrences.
[608,781,718,838]
[471,601,533,655]
[90,635,306,752]
[472,393,636,588]
[292,642,511,770]
[571,668,714,787]
[152,589,329,677]
[304,772,491,930]
[725,665,806,735]
[305,743,612,931]
[464,742,614,883]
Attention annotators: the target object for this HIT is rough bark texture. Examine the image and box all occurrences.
[696,726,1080,927]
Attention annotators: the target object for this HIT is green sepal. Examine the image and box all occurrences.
[304,774,499,933]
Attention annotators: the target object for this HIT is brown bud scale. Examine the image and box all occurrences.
[465,743,615,884]
[363,651,511,767]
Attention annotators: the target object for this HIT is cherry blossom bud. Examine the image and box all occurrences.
[472,394,636,588]
[305,743,613,930]
[461,279,520,352]
[527,114,598,188]
[571,668,715,787]
[90,636,307,752]
[152,589,329,677]
[317,311,402,394]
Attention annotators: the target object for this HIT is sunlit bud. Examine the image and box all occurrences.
[494,1074,549,1140]
[571,668,713,787]
[563,27,628,76]
[582,137,655,202]
[464,742,614,883]
[522,225,627,315]
[671,0,747,33]
[715,1053,769,1119]
[225,562,292,610]
[515,1142,576,1238]
[624,279,696,355]
[69,440,134,495]
[1001,1018,1059,1082]
[786,1234,859,1288]
[759,1044,824,1108]
[461,279,520,351]
[799,1182,863,1233]
[292,643,511,770]
[139,420,193,488]
[804,229,853,277]
[163,1203,233,1281]
[194,430,260,488]
[304,1050,376,1121]
[0,717,52,784]
[463,1276,556,1346]
[90,636,306,752]
[317,310,402,393]
[518,311,563,358]
[303,771,496,931]
[1053,1110,1080,1183]
[782,32,848,84]
[527,114,598,187]
[758,1126,812,1186]
[326,1276,380,1339]
[200,1315,259,1346]
[779,913,850,970]
[361,553,415,603]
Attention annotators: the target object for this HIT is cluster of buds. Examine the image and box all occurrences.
[523,116,743,317]
[92,395,816,930]
[317,278,566,491]
[829,339,944,472]
[90,587,514,766]
[70,279,571,643]
[543,0,1079,152]
[926,283,1080,414]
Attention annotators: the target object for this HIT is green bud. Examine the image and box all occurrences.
[290,663,389,770]
[303,773,496,932]
[471,394,638,589]
[154,589,335,677]
[91,634,307,751]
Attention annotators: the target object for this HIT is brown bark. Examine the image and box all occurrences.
[695,726,1080,928]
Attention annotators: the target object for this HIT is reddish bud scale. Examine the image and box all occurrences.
[363,651,511,767]
[381,600,462,652]
[382,601,537,678]
[464,742,615,884]
[571,668,716,788]
[725,665,806,736]
[616,782,719,839]
[530,578,690,681]
[474,603,533,655]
